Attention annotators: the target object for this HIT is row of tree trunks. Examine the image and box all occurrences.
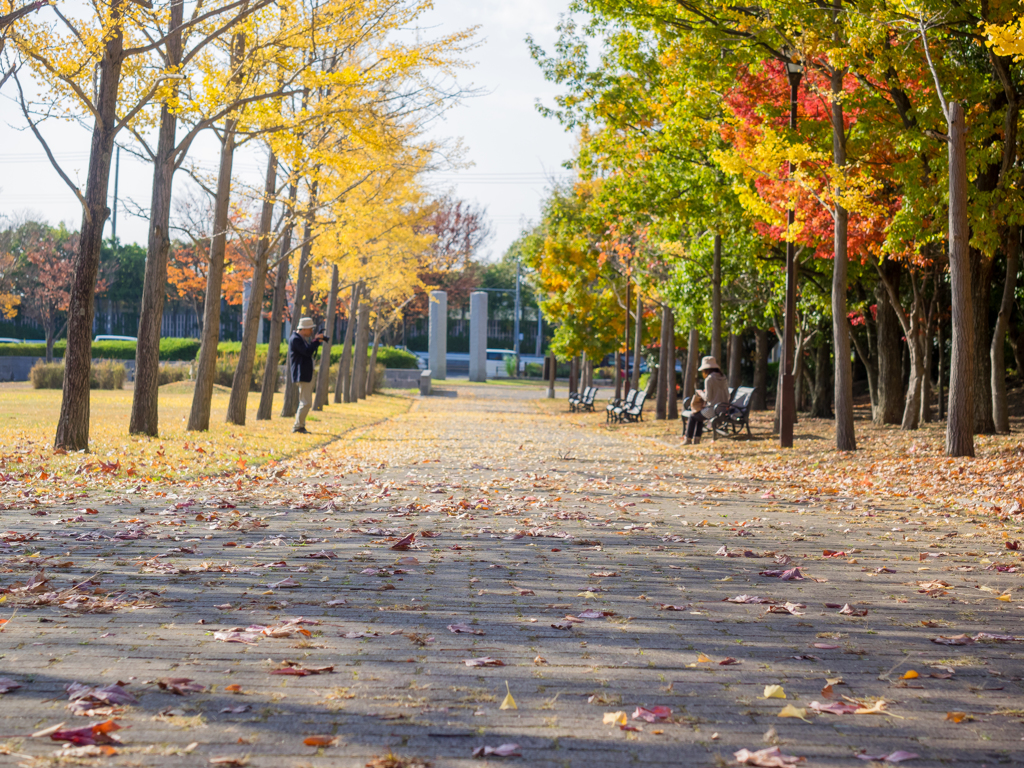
[312,264,339,411]
[630,292,643,392]
[353,303,370,400]
[368,317,382,395]
[226,151,278,426]
[683,329,699,402]
[337,282,360,403]
[874,261,903,425]
[256,181,298,421]
[281,200,315,418]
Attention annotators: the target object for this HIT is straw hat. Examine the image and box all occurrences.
[698,355,720,371]
[297,317,316,330]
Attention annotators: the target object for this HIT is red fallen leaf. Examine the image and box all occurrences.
[0,676,20,692]
[1006,540,1021,551]
[931,634,974,646]
[656,603,692,611]
[632,705,671,722]
[719,657,741,665]
[822,550,847,558]
[390,533,415,551]
[420,531,441,538]
[472,743,520,757]
[74,508,100,515]
[589,571,618,577]
[50,719,122,746]
[824,603,843,609]
[725,595,774,604]
[813,643,840,650]
[779,567,805,581]
[578,609,613,619]
[271,662,334,676]
[809,700,859,715]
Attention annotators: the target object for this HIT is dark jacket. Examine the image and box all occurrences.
[289,331,321,383]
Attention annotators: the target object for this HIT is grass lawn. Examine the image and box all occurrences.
[0,381,412,487]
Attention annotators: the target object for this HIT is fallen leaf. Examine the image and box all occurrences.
[945,711,968,723]
[763,685,786,699]
[447,623,484,635]
[472,743,520,757]
[809,700,859,715]
[632,705,671,722]
[463,657,504,667]
[499,681,517,710]
[303,736,337,747]
[856,750,919,763]
[155,678,206,695]
[901,670,919,680]
[778,704,810,722]
[733,746,806,766]
[603,711,628,726]
[390,533,415,550]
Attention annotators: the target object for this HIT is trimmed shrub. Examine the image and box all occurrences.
[158,362,191,385]
[213,353,266,391]
[29,361,64,389]
[374,346,419,369]
[30,360,125,389]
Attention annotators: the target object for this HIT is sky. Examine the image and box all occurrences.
[0,0,576,262]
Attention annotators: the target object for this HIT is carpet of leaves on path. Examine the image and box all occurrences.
[0,384,1022,767]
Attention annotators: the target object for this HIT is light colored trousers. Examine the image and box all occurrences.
[294,380,314,429]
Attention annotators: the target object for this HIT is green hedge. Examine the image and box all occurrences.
[0,337,202,361]
[203,342,418,370]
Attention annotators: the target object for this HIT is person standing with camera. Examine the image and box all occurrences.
[290,317,325,434]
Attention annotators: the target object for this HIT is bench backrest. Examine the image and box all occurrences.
[632,389,649,408]
[583,387,597,404]
[731,386,755,411]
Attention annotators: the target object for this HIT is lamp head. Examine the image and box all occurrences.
[784,58,803,76]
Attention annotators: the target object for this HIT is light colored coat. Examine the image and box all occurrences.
[697,371,729,418]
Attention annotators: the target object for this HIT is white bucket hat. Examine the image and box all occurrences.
[698,355,720,371]
[297,317,316,330]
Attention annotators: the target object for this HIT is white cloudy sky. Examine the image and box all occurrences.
[0,0,576,261]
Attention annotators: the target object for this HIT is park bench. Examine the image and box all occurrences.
[569,386,597,413]
[681,386,756,441]
[606,389,637,423]
[612,388,648,423]
[620,388,649,422]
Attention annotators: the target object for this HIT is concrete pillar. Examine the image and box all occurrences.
[468,291,487,382]
[428,290,447,379]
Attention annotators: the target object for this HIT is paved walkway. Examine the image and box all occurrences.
[2,384,1022,767]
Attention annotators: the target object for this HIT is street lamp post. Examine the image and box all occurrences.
[780,55,803,449]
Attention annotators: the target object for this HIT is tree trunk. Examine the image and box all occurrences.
[569,355,578,393]
[656,305,670,419]
[946,102,975,457]
[991,225,1019,433]
[937,317,946,421]
[54,0,125,451]
[368,315,382,395]
[829,28,856,449]
[727,330,742,389]
[851,323,878,415]
[256,183,298,421]
[874,263,903,425]
[667,309,678,420]
[630,292,643,391]
[809,334,833,419]
[281,203,314,418]
[226,151,277,426]
[1012,327,1024,389]
[353,302,370,400]
[712,234,722,361]
[130,0,182,438]
[187,114,238,432]
[313,264,339,410]
[683,329,699,400]
[971,248,995,433]
[338,281,360,403]
[752,328,769,410]
[920,275,937,425]
[613,351,622,400]
[547,353,556,398]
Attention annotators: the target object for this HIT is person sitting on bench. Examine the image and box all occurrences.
[684,356,729,445]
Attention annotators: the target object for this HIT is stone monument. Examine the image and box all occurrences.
[468,291,487,382]
[428,290,447,379]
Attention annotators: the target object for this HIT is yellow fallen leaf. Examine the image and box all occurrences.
[499,681,517,711]
[763,685,786,699]
[603,711,627,726]
[854,700,889,715]
[577,591,598,599]
[697,653,712,663]
[946,711,968,723]
[778,704,810,722]
[902,670,919,679]
[997,594,1012,602]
